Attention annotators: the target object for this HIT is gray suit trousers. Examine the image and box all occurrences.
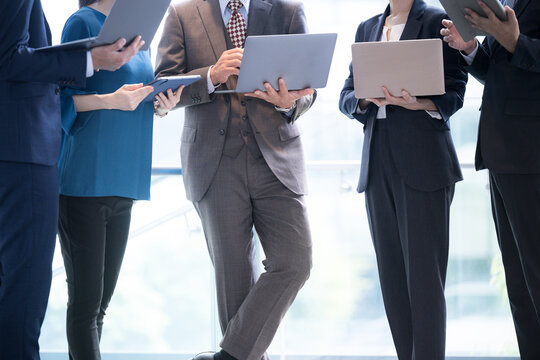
[194,147,312,360]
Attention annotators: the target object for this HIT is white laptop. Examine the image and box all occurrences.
[215,33,338,94]
[352,38,445,99]
[37,0,171,52]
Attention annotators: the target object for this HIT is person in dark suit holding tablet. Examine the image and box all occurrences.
[339,0,467,359]
[442,1,540,358]
[0,1,143,358]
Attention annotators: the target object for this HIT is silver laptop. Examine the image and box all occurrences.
[215,33,338,94]
[352,38,445,99]
[36,0,171,52]
[439,0,507,42]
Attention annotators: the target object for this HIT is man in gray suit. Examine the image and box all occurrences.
[155,1,315,360]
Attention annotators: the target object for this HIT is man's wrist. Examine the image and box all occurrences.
[275,101,296,112]
[463,40,478,56]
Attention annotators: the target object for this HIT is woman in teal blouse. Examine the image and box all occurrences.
[57,1,182,359]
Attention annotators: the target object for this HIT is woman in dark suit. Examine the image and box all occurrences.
[339,0,467,359]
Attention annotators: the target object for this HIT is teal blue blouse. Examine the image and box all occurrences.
[59,7,154,200]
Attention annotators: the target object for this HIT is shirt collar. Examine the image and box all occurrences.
[220,0,250,13]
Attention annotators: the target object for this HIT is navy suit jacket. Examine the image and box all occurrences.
[467,0,540,173]
[339,0,468,192]
[0,0,87,166]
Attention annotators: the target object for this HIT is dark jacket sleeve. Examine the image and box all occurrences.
[465,39,491,85]
[338,24,376,125]
[0,0,86,86]
[429,13,468,122]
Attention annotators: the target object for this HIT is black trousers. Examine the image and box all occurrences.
[58,195,134,360]
[365,120,454,360]
[0,162,58,360]
[489,172,540,359]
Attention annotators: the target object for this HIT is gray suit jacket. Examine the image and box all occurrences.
[155,0,315,202]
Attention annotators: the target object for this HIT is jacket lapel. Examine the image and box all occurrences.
[197,0,228,61]
[513,0,530,19]
[400,0,426,40]
[246,0,272,36]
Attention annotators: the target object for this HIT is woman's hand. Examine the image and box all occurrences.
[154,86,184,116]
[367,87,437,111]
[441,19,478,54]
[108,83,154,111]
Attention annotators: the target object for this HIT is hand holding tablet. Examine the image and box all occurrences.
[143,75,202,103]
[439,0,509,42]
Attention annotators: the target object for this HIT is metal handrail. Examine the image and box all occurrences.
[151,161,478,175]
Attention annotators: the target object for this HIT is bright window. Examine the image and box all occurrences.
[40,0,517,357]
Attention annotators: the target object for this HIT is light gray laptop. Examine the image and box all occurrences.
[36,0,171,52]
[439,0,507,42]
[215,33,338,94]
[352,38,445,99]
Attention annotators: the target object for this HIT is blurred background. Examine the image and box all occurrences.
[40,0,518,358]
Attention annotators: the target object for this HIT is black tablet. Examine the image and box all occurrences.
[144,75,202,102]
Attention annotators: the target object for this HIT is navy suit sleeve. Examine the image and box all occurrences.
[429,14,468,122]
[0,0,86,86]
[60,13,98,134]
[511,33,540,73]
[338,25,376,125]
[466,39,491,85]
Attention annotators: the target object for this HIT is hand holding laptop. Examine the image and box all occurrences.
[245,78,314,109]
[90,36,145,72]
[366,86,438,112]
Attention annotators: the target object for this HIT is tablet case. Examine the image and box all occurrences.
[143,75,202,102]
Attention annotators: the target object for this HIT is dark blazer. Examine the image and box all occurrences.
[466,0,540,173]
[155,0,315,202]
[0,0,86,166]
[339,0,467,192]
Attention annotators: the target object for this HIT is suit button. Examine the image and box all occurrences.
[55,87,60,95]
[219,129,225,135]
[241,101,246,106]
[242,115,248,121]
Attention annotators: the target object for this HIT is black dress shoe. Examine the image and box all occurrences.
[192,352,215,360]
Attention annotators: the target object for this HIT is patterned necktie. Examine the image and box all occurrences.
[506,0,517,8]
[227,0,247,48]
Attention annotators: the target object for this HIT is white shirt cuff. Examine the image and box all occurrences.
[86,51,94,78]
[275,103,297,116]
[356,103,368,114]
[425,110,442,119]
[207,66,218,94]
[461,41,479,66]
